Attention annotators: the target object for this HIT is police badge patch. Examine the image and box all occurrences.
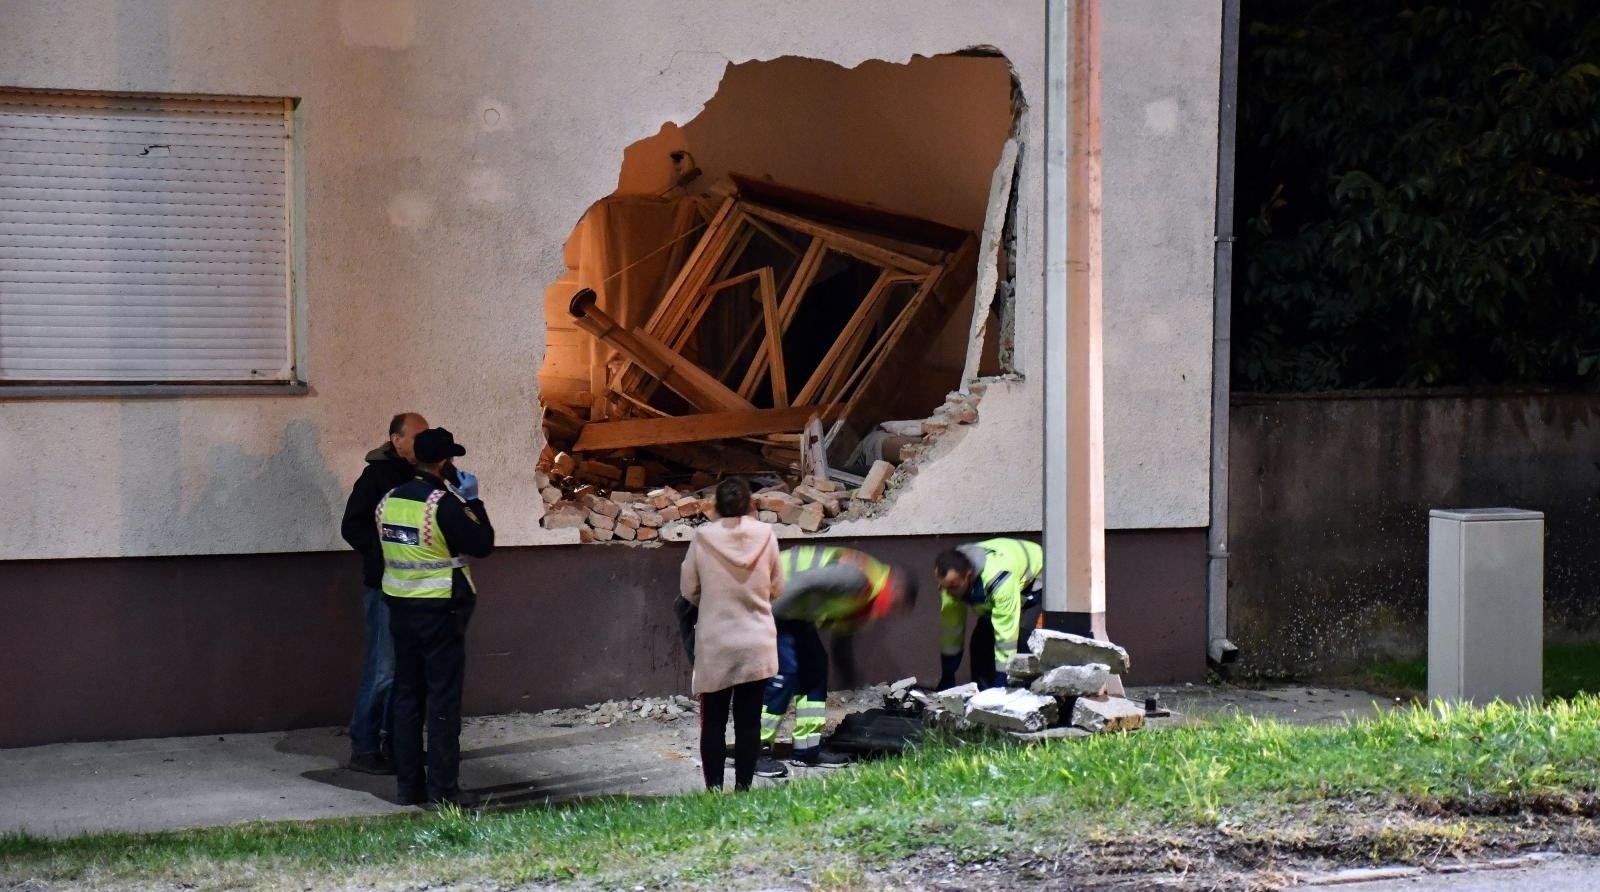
[381,524,421,546]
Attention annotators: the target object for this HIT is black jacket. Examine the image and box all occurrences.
[381,470,494,608]
[341,444,416,587]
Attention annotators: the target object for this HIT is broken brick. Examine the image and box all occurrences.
[858,460,895,502]
[591,527,615,542]
[636,527,659,542]
[659,505,681,523]
[796,503,824,532]
[624,466,647,489]
[648,488,676,510]
[607,490,637,507]
[540,485,563,505]
[581,494,620,518]
[756,493,792,512]
[578,526,595,544]
[617,508,641,530]
[778,503,805,526]
[613,523,637,541]
[639,511,664,529]
[577,460,621,483]
[674,496,701,516]
[543,502,587,530]
[551,452,576,477]
[586,510,616,531]
[758,510,779,524]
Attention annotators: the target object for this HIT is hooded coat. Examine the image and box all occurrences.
[679,515,782,694]
[340,443,415,588]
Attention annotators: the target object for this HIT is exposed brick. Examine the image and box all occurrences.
[797,503,824,532]
[857,460,894,501]
[639,511,664,528]
[581,494,620,518]
[617,508,641,530]
[586,510,616,531]
[591,527,615,542]
[636,527,659,542]
[659,505,681,523]
[542,502,587,530]
[613,523,637,541]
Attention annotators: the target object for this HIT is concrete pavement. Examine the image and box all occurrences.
[0,684,1394,838]
[1316,855,1600,890]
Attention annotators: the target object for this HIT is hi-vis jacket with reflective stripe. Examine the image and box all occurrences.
[939,538,1044,671]
[377,472,494,604]
[771,545,898,634]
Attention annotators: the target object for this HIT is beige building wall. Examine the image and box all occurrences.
[0,0,1219,561]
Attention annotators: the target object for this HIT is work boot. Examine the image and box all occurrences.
[754,754,789,779]
[789,748,851,769]
[347,751,395,775]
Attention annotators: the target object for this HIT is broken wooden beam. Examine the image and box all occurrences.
[572,406,838,453]
[568,289,754,415]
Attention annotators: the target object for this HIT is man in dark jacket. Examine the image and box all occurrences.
[380,427,494,807]
[339,412,428,774]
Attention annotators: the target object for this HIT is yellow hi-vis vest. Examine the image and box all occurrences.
[377,487,475,599]
[780,545,894,631]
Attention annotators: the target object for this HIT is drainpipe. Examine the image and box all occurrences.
[1208,0,1241,666]
[1042,0,1070,627]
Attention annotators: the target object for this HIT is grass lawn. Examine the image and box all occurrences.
[5,699,1600,890]
[1364,642,1600,700]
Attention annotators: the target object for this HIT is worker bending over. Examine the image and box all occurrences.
[935,538,1044,690]
[759,545,918,777]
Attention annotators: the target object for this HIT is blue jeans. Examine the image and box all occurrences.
[349,586,394,755]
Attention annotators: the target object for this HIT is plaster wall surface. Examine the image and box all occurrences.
[0,0,1218,561]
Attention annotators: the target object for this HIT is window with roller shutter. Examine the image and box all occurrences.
[0,90,297,388]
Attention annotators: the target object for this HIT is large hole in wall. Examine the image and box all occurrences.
[537,51,1022,541]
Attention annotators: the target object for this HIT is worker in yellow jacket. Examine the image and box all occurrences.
[935,538,1044,690]
[758,544,917,776]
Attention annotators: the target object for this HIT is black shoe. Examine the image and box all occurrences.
[753,755,789,779]
[789,748,851,769]
[348,752,396,775]
[397,789,427,807]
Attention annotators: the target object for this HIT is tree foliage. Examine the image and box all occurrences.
[1235,1,1600,391]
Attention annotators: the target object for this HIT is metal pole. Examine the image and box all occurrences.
[1207,0,1241,666]
[1042,0,1070,621]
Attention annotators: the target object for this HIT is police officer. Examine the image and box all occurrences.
[759,545,917,776]
[378,427,494,808]
[934,538,1043,690]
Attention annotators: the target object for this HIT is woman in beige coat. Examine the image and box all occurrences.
[680,477,782,791]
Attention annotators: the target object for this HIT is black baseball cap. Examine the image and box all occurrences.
[414,427,467,463]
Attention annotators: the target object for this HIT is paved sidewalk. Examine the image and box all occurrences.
[0,684,1395,838]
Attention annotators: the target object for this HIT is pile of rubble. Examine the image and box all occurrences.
[887,630,1148,736]
[538,383,992,542]
[533,694,700,727]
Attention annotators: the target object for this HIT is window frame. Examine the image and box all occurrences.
[0,89,306,399]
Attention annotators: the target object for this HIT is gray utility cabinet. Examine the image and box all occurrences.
[1427,508,1544,704]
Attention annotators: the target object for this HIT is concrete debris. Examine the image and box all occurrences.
[922,705,974,733]
[1031,663,1111,698]
[964,687,1058,733]
[1004,653,1042,683]
[935,683,979,713]
[573,694,700,727]
[1070,696,1146,733]
[659,521,694,542]
[1027,629,1131,675]
[882,677,926,713]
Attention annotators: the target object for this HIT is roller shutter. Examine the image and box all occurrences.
[0,91,293,383]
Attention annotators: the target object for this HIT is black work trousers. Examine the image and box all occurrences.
[699,678,767,791]
[388,600,472,803]
[967,603,1043,689]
